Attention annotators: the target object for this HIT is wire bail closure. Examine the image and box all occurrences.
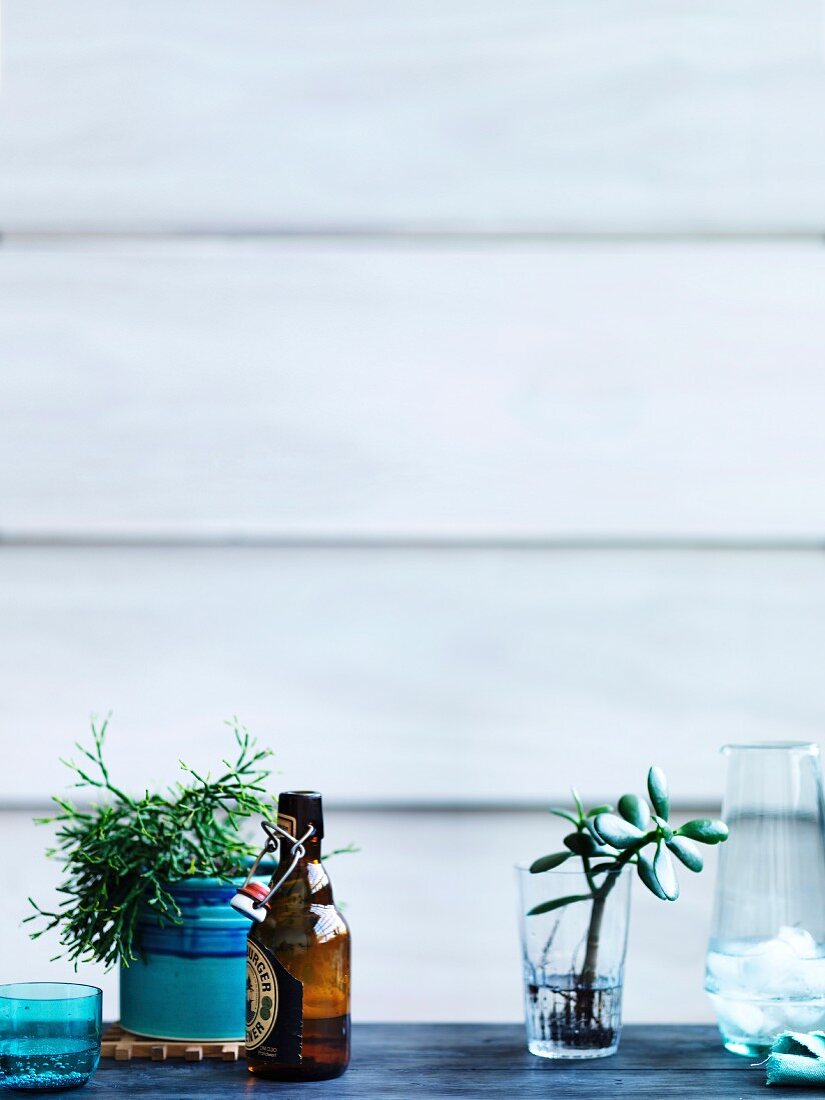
[245,819,316,910]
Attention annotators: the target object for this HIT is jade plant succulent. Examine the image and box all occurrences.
[529,766,728,991]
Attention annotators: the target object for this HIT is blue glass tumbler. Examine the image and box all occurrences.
[0,983,102,1091]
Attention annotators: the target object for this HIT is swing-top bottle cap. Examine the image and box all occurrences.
[230,881,269,923]
[278,790,324,841]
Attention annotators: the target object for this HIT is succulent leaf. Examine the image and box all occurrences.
[571,788,584,820]
[637,849,668,900]
[678,819,728,844]
[563,831,604,857]
[549,806,580,827]
[666,836,703,872]
[647,766,670,819]
[617,794,651,831]
[529,852,571,874]
[594,812,646,849]
[653,841,679,900]
[584,815,608,845]
[528,892,593,916]
[589,862,619,875]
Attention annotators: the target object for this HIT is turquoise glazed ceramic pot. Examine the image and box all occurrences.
[119,877,252,1040]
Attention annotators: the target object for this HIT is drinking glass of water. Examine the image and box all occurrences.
[0,983,102,1091]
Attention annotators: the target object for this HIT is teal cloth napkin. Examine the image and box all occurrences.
[765,1032,825,1087]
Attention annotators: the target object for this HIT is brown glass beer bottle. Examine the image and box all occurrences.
[245,791,351,1081]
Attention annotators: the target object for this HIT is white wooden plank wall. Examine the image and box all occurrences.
[2,242,825,538]
[1,0,824,1022]
[0,4,822,805]
[1,547,824,805]
[0,1,824,231]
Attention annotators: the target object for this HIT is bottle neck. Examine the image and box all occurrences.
[270,835,333,913]
[276,792,324,861]
[282,833,322,865]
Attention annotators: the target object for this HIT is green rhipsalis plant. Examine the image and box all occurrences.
[27,717,355,971]
[529,766,728,991]
[26,718,280,970]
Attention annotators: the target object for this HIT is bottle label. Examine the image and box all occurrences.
[246,939,303,1063]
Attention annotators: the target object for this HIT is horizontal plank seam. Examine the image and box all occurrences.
[2,229,825,246]
[1,532,824,552]
[0,801,721,815]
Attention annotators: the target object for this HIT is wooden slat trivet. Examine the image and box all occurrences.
[101,1023,245,1062]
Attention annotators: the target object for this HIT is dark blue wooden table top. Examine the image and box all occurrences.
[71,1023,788,1098]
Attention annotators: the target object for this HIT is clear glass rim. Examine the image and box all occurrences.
[0,982,102,1002]
[721,741,818,755]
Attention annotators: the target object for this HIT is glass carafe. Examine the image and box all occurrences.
[705,742,825,1055]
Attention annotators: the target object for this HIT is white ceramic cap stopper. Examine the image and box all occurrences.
[230,890,267,923]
